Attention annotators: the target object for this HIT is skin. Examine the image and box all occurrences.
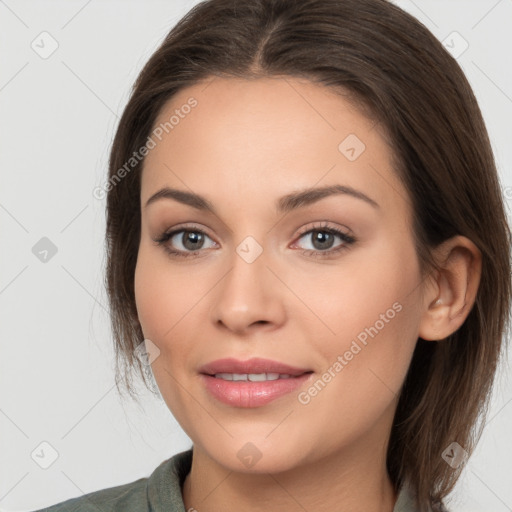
[134,76,481,512]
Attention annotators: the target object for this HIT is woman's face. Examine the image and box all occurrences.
[134,76,429,473]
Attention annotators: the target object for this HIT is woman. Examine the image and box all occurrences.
[32,0,511,511]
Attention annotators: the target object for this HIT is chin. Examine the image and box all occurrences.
[195,434,313,474]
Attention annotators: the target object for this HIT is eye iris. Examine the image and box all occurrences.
[312,230,334,250]
[183,231,204,250]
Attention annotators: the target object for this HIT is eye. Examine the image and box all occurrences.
[292,222,356,258]
[153,225,216,258]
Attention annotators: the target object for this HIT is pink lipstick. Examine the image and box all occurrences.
[199,357,314,408]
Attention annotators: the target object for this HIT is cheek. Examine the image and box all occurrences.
[134,254,168,341]
[134,247,199,421]
[294,231,423,408]
[133,244,212,388]
[298,232,420,337]
[134,244,199,341]
[293,265,421,450]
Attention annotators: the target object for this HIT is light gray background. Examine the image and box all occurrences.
[1,1,511,511]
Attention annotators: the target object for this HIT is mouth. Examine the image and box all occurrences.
[198,358,314,408]
[199,357,312,377]
[208,372,312,381]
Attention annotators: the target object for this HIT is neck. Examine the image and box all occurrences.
[182,432,397,512]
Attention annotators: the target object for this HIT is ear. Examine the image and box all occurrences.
[418,235,482,341]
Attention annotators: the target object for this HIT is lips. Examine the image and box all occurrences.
[198,357,314,408]
[199,357,311,377]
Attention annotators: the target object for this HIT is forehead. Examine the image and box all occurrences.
[140,76,407,217]
[150,76,376,150]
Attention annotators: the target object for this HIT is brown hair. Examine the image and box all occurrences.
[104,0,511,509]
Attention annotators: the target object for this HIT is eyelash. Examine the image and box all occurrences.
[152,221,357,260]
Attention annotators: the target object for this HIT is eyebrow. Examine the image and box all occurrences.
[144,184,380,214]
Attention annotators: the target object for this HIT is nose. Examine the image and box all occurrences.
[210,245,287,335]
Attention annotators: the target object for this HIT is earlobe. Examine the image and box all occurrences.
[418,236,482,341]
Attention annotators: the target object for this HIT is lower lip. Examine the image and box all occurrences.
[200,373,313,408]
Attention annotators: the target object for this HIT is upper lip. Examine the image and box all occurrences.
[199,357,312,376]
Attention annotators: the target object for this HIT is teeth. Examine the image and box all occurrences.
[214,373,293,381]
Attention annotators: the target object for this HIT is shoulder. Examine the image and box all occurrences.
[393,480,450,512]
[29,448,193,512]
[29,477,148,512]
